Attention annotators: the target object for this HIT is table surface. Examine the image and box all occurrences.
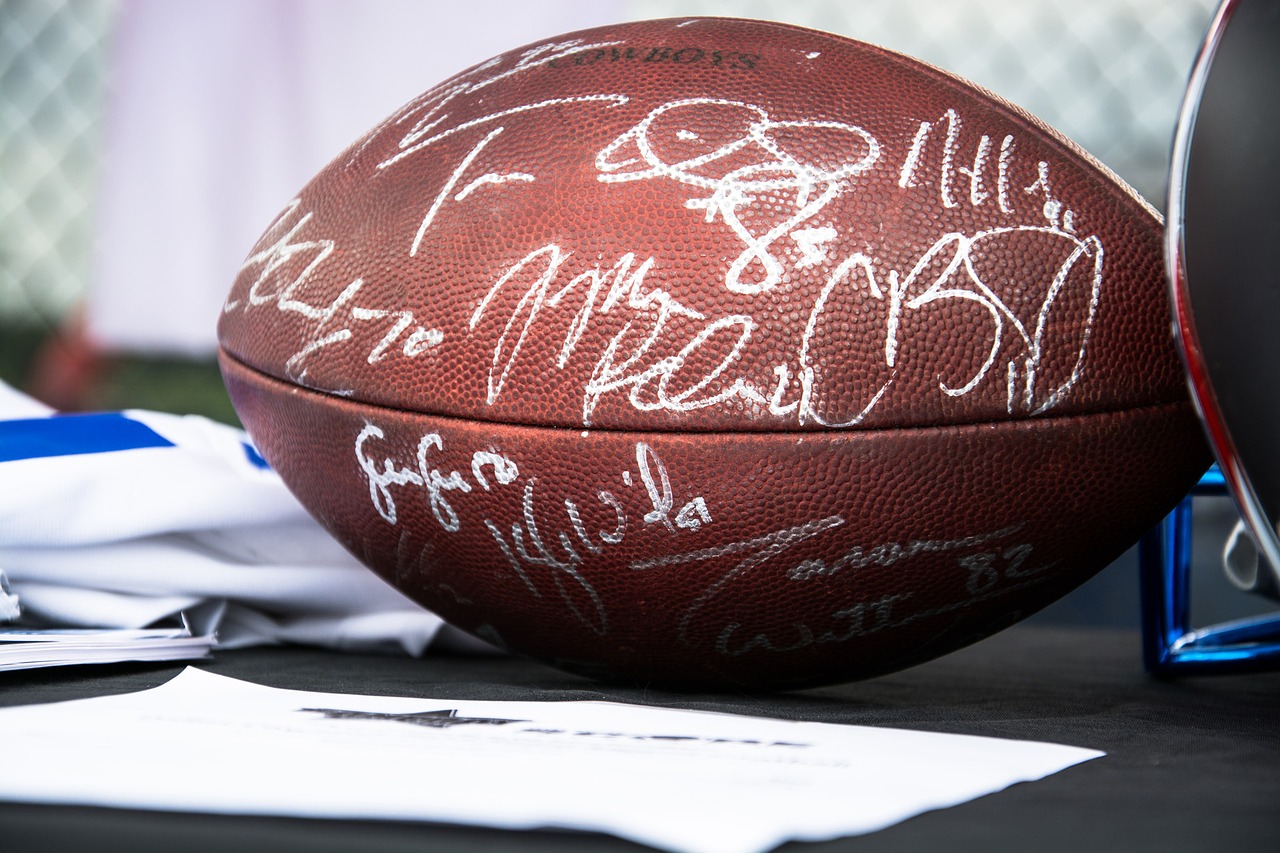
[2,624,1278,853]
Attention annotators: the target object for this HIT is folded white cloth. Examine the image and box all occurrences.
[0,380,445,654]
[0,570,18,621]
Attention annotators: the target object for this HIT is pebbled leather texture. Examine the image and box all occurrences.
[218,17,1210,689]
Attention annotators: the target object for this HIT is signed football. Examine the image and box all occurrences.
[218,17,1210,689]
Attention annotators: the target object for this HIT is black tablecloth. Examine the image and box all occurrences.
[2,625,1278,852]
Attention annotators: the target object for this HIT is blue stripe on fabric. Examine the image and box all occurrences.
[242,441,270,470]
[0,413,176,463]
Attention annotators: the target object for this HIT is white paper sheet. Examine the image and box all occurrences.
[0,669,1102,853]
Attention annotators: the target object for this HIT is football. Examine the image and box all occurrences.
[217,17,1210,689]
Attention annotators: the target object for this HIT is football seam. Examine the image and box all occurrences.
[219,346,1198,438]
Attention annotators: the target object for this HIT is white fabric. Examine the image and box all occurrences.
[0,381,52,418]
[3,410,305,548]
[0,380,444,654]
[0,571,19,621]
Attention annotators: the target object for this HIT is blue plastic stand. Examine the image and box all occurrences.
[1140,465,1280,675]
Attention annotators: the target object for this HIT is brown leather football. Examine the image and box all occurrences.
[218,17,1210,689]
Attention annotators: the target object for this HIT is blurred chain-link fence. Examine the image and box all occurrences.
[0,0,1217,332]
[0,0,114,324]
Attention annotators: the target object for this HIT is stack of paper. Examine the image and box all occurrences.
[0,625,212,672]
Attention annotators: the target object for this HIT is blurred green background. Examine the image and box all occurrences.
[0,321,238,425]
